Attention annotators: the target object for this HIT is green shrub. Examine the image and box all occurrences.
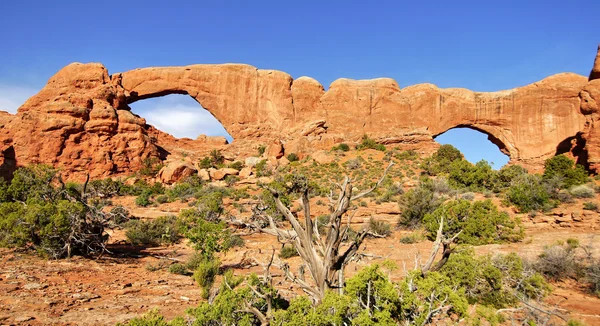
[368,218,391,237]
[286,153,299,162]
[228,161,244,170]
[138,158,164,177]
[185,218,230,258]
[257,145,267,156]
[198,157,212,169]
[279,245,299,259]
[543,154,588,188]
[570,184,595,198]
[255,159,271,177]
[448,159,498,191]
[223,235,245,249]
[495,164,528,190]
[0,165,123,258]
[586,259,600,297]
[125,216,181,247]
[155,195,169,204]
[398,181,444,228]
[421,144,463,175]
[584,201,598,211]
[169,263,187,275]
[355,134,386,151]
[332,143,350,152]
[344,158,362,170]
[185,252,204,270]
[423,199,524,245]
[193,258,221,299]
[224,175,240,187]
[395,150,419,161]
[116,309,184,326]
[8,164,59,202]
[440,249,550,308]
[506,174,554,212]
[399,232,424,244]
[135,191,152,207]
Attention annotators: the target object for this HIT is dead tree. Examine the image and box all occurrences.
[240,163,394,303]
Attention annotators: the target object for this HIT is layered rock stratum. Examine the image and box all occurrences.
[1,46,599,179]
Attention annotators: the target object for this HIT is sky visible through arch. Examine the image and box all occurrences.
[0,0,598,165]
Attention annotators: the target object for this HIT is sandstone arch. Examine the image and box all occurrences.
[0,45,598,179]
[433,125,511,159]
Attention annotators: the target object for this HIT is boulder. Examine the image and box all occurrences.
[158,161,197,184]
[245,157,262,168]
[198,169,210,181]
[312,151,335,164]
[239,167,252,178]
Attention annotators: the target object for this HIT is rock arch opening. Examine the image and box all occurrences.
[128,94,233,143]
[433,126,509,169]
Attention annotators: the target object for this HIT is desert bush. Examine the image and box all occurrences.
[584,201,598,211]
[397,180,444,228]
[0,165,125,258]
[228,161,244,170]
[223,234,245,249]
[423,199,524,245]
[399,232,424,244]
[279,245,299,259]
[570,184,595,198]
[440,249,550,308]
[557,190,575,203]
[135,191,152,207]
[116,309,184,326]
[332,143,350,152]
[86,178,125,198]
[505,174,554,212]
[534,241,580,281]
[286,153,299,162]
[355,134,386,151]
[460,192,475,201]
[344,158,362,170]
[448,159,498,191]
[395,149,419,161]
[193,258,221,299]
[421,144,463,175]
[185,218,230,258]
[257,145,267,156]
[495,164,528,190]
[185,252,204,271]
[586,259,600,296]
[138,158,164,177]
[7,164,59,202]
[255,159,271,177]
[169,263,187,275]
[125,216,181,246]
[155,195,169,204]
[368,218,392,237]
[543,154,588,188]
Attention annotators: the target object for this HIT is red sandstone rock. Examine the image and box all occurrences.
[157,161,197,184]
[590,45,600,81]
[2,47,600,179]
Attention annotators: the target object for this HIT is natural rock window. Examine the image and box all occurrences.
[128,94,233,142]
[434,127,509,169]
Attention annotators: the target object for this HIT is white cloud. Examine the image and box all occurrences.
[0,84,38,114]
[129,96,233,141]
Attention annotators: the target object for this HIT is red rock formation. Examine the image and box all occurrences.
[1,46,599,179]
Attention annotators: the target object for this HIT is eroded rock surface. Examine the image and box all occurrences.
[1,45,599,179]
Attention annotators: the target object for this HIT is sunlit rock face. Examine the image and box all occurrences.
[1,46,599,179]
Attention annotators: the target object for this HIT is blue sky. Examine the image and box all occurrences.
[1,0,598,167]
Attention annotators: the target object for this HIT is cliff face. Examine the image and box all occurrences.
[1,46,599,179]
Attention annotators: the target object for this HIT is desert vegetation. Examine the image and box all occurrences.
[1,143,599,325]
